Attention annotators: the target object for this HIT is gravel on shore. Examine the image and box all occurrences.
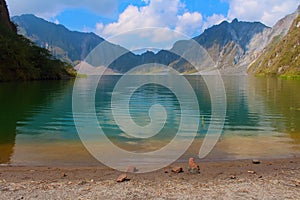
[0,158,299,199]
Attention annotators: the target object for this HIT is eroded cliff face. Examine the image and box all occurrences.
[238,7,299,72]
[0,0,16,32]
[248,13,300,77]
[168,19,268,74]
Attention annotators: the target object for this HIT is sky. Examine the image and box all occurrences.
[6,0,299,51]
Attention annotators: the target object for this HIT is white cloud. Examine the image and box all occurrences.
[96,22,104,31]
[96,0,299,50]
[6,0,118,19]
[106,27,188,51]
[227,0,299,26]
[54,19,60,25]
[202,14,227,31]
[96,0,203,38]
[175,12,203,35]
[8,0,299,48]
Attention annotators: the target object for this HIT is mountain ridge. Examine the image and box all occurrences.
[248,9,300,78]
[0,0,75,81]
[12,9,298,75]
[12,14,105,63]
[241,8,299,70]
[161,19,268,73]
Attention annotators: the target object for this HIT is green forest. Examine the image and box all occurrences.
[0,19,75,81]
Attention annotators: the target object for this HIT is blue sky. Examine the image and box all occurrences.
[7,0,299,34]
[51,0,230,32]
[6,0,299,50]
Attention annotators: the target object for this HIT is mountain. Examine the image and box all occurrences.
[242,7,299,73]
[193,19,266,71]
[12,14,142,73]
[248,7,300,78]
[12,14,106,63]
[112,19,269,74]
[0,0,75,81]
[0,0,16,32]
[12,14,180,73]
[150,19,268,73]
[194,19,268,54]
[108,50,180,73]
[13,14,270,74]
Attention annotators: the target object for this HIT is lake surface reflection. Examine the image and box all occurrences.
[0,76,299,166]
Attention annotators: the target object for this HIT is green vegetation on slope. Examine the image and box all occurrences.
[248,14,300,78]
[0,23,76,81]
[12,14,105,63]
[0,0,75,81]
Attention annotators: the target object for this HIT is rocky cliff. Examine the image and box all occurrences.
[169,19,268,73]
[238,7,299,73]
[248,8,300,78]
[0,0,16,32]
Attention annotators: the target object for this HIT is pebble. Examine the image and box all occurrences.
[252,160,261,164]
[171,167,183,174]
[78,181,87,186]
[117,174,128,183]
[188,158,200,174]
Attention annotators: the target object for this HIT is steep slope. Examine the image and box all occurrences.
[194,19,267,51]
[0,0,15,32]
[12,14,105,63]
[240,7,299,71]
[126,19,268,74]
[12,14,146,73]
[248,11,300,78]
[0,0,75,81]
[168,19,268,73]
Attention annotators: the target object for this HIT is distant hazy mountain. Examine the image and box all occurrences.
[248,7,300,77]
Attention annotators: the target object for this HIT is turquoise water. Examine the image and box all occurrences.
[0,76,299,166]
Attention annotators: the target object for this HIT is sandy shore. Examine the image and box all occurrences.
[0,157,299,199]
